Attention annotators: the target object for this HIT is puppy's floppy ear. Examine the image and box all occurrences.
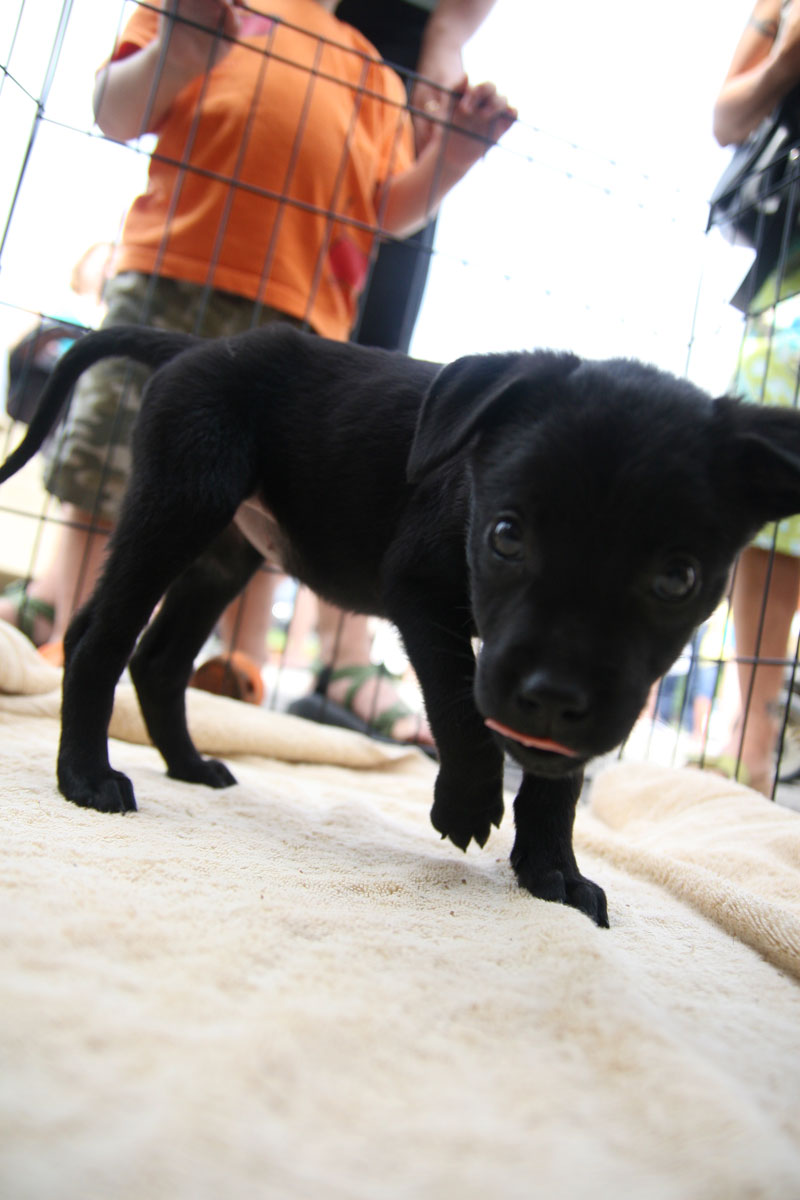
[717,396,800,523]
[407,349,580,483]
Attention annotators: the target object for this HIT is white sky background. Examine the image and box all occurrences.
[0,0,756,395]
[412,0,757,389]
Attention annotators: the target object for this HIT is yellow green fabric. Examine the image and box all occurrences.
[734,246,800,556]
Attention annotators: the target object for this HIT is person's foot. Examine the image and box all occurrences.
[289,663,434,748]
[694,711,776,796]
[690,751,768,794]
[0,579,55,647]
[328,663,434,745]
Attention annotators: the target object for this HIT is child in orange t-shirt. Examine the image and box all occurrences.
[95,0,513,340]
[12,0,515,740]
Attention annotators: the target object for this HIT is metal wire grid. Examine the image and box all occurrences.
[0,0,470,721]
[1,0,800,792]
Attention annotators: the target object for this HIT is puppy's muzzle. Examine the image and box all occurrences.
[485,665,590,741]
[515,669,591,730]
[476,662,592,768]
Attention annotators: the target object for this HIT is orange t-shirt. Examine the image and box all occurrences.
[110,0,414,340]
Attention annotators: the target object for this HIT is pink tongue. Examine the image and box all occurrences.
[484,718,581,758]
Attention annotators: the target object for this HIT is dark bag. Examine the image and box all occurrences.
[708,85,800,310]
[5,318,86,424]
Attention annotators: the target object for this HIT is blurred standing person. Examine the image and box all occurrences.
[709,0,800,792]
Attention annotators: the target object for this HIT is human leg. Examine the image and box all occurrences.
[22,506,112,656]
[313,603,433,745]
[722,546,800,793]
[10,277,298,676]
[711,297,800,790]
[192,565,280,704]
[7,275,164,650]
[0,491,119,658]
[217,565,279,665]
[280,584,318,667]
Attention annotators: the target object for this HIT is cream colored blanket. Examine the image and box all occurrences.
[1,618,800,1199]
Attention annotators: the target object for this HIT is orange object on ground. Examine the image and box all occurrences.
[38,641,65,668]
[190,652,265,706]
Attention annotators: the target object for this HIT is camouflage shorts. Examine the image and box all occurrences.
[44,272,304,520]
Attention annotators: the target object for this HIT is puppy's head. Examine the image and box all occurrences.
[409,350,800,776]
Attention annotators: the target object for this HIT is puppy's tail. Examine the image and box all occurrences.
[0,325,197,485]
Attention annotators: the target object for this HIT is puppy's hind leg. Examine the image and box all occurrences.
[58,472,253,813]
[129,526,265,787]
[58,598,143,814]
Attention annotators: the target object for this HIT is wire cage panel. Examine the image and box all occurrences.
[1,0,799,802]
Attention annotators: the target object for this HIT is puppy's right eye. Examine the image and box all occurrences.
[489,516,523,560]
[651,557,700,603]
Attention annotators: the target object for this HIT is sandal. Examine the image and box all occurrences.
[686,752,769,794]
[1,579,55,647]
[190,651,265,705]
[288,663,436,755]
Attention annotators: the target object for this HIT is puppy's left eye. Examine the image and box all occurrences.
[489,516,523,560]
[651,558,700,603]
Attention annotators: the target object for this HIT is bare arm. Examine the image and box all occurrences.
[713,0,800,145]
[417,0,499,76]
[93,0,240,141]
[376,78,516,238]
[412,0,499,151]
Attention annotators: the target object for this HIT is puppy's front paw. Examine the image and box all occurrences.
[430,778,504,851]
[58,765,137,814]
[167,757,237,789]
[513,855,609,927]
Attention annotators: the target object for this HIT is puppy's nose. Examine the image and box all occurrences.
[515,670,590,726]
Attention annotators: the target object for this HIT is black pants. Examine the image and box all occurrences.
[336,0,438,353]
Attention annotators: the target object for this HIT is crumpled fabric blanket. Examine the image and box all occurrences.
[1,617,799,1200]
[0,617,419,771]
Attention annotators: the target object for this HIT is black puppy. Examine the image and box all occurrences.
[3,324,800,927]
